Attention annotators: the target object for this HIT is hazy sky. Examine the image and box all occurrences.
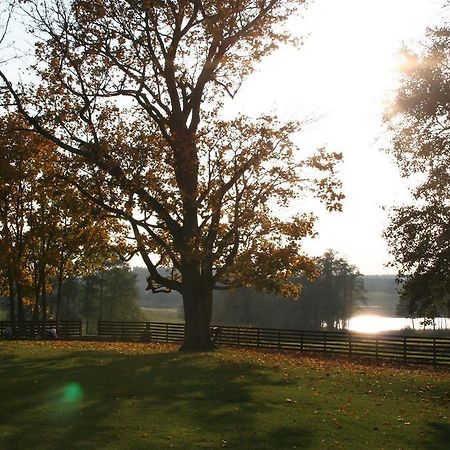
[224,0,447,275]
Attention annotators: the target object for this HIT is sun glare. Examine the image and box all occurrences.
[227,0,435,139]
[348,315,394,334]
[301,0,428,122]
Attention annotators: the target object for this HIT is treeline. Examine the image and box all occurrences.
[136,251,367,331]
[48,263,142,333]
[212,250,366,330]
[0,116,141,335]
[0,262,143,333]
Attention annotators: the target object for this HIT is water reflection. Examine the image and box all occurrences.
[348,315,450,334]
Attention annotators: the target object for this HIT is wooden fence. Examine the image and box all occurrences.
[0,320,82,338]
[98,320,184,343]
[97,321,450,367]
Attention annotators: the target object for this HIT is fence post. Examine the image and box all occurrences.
[257,328,260,348]
[121,322,125,340]
[375,337,379,364]
[324,332,327,353]
[166,323,169,342]
[237,327,240,346]
[433,337,437,367]
[300,331,304,352]
[349,334,352,359]
[278,330,281,350]
[403,337,407,363]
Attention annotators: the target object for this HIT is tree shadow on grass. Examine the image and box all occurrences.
[422,422,450,450]
[0,347,313,449]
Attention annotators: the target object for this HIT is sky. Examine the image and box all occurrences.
[224,0,448,275]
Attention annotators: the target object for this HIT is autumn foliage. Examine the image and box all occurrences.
[0,114,127,333]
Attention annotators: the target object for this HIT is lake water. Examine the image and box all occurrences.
[347,315,450,334]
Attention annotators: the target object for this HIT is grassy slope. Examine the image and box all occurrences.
[0,341,449,450]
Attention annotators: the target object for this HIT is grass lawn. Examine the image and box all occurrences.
[0,341,449,450]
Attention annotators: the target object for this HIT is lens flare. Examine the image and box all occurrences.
[63,383,83,404]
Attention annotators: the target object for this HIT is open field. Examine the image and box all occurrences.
[0,341,449,450]
[141,307,183,323]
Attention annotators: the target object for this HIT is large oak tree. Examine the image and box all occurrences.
[1,0,343,350]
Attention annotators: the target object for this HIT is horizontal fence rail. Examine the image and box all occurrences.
[97,321,450,367]
[98,320,185,343]
[0,320,82,338]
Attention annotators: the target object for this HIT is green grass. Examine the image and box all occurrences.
[0,341,449,450]
[141,307,183,323]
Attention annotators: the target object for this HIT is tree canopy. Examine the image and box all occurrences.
[1,0,343,349]
[384,25,450,319]
[0,114,127,333]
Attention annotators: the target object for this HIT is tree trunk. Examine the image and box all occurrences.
[66,291,71,321]
[7,270,16,334]
[99,271,104,321]
[41,273,47,329]
[55,267,63,330]
[16,282,26,336]
[180,266,214,351]
[85,277,90,334]
[31,287,40,338]
[32,262,42,332]
[49,291,54,317]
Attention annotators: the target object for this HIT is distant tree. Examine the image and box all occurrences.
[212,286,301,329]
[1,0,343,350]
[298,251,366,330]
[384,26,450,320]
[212,287,257,327]
[99,262,142,322]
[55,262,142,332]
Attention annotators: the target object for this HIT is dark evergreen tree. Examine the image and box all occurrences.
[297,251,366,330]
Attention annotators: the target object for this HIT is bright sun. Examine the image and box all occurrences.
[290,0,429,123]
[348,315,394,334]
[229,0,434,130]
